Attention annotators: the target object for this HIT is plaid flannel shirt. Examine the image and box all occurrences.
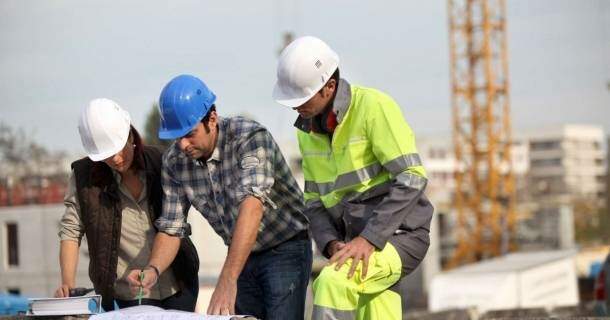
[155,116,309,252]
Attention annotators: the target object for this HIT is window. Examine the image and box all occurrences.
[531,158,561,167]
[7,288,20,295]
[6,222,19,267]
[530,140,560,151]
[429,148,447,159]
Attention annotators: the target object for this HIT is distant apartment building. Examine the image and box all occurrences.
[418,135,529,211]
[0,204,92,296]
[418,125,606,211]
[418,124,606,262]
[418,135,529,266]
[417,136,457,211]
[526,125,605,207]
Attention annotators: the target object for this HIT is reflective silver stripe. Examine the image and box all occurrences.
[344,180,392,202]
[306,162,384,196]
[305,180,334,195]
[384,153,422,175]
[312,305,356,320]
[307,155,423,197]
[396,172,427,190]
[305,198,323,207]
[318,182,334,195]
[304,181,318,194]
[307,154,420,196]
[334,162,383,190]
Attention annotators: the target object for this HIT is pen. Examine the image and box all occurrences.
[137,270,144,305]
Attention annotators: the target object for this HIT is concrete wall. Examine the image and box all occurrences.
[0,204,229,300]
[0,204,92,297]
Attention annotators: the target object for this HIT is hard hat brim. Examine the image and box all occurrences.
[158,123,197,140]
[87,147,122,162]
[272,81,317,108]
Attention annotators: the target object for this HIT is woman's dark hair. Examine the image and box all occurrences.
[129,125,145,171]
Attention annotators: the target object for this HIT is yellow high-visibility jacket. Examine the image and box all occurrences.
[296,79,433,256]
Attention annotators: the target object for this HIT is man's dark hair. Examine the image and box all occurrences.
[201,104,217,132]
[331,67,340,84]
[202,105,216,123]
[318,68,340,94]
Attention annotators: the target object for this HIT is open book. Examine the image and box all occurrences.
[90,305,257,320]
[27,295,102,315]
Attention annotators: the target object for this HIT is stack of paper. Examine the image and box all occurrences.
[27,295,102,316]
[90,305,257,320]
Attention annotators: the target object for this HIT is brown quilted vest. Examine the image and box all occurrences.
[71,146,199,311]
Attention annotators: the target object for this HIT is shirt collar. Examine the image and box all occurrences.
[294,78,351,133]
[332,78,351,123]
[111,169,145,184]
[208,117,225,163]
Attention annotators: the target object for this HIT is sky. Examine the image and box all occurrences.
[0,0,609,155]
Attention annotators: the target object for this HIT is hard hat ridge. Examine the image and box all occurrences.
[78,98,131,162]
[158,74,216,140]
[273,36,339,108]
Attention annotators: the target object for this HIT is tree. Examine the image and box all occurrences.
[143,103,172,150]
[0,122,70,205]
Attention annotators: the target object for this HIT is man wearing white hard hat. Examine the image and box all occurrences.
[273,36,434,319]
[56,99,199,311]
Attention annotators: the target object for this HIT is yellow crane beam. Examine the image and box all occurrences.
[447,0,516,268]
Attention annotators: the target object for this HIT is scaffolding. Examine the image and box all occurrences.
[447,0,517,267]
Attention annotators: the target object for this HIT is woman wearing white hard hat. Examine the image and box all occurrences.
[55,98,199,311]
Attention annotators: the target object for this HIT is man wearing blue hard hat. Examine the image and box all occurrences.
[127,74,311,319]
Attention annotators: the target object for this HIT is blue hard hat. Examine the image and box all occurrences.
[158,74,217,140]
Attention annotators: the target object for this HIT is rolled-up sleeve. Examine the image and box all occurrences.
[58,172,84,243]
[235,130,277,210]
[155,152,191,238]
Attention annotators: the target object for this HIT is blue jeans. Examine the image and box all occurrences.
[235,234,312,320]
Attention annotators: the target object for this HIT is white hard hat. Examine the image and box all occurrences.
[78,98,131,162]
[273,36,339,108]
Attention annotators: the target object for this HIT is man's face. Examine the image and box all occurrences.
[177,112,218,160]
[292,80,336,119]
[103,136,134,173]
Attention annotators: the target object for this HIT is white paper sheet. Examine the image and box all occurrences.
[90,305,257,320]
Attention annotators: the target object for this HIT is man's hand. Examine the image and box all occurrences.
[326,240,346,257]
[207,276,237,315]
[206,196,262,315]
[328,236,375,279]
[126,267,158,296]
[54,284,72,298]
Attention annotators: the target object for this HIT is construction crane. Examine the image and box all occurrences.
[447,0,517,267]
